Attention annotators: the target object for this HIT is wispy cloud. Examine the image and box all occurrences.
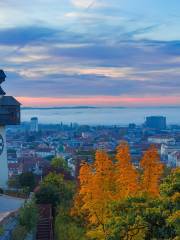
[71,0,103,9]
[0,0,180,106]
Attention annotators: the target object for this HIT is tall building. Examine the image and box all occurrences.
[145,116,166,130]
[30,117,39,132]
[0,70,21,188]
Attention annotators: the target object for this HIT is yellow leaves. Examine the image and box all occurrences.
[86,225,109,240]
[171,192,180,202]
[140,145,164,197]
[167,210,180,224]
[115,142,139,199]
[72,143,165,240]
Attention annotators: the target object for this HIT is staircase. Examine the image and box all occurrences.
[36,204,53,240]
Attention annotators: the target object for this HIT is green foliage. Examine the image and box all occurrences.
[51,157,70,172]
[43,172,64,188]
[160,168,180,197]
[106,196,177,240]
[19,172,36,191]
[0,226,4,236]
[35,184,60,207]
[105,169,180,240]
[19,199,38,232]
[35,172,75,208]
[11,225,27,240]
[55,207,86,240]
[160,168,180,238]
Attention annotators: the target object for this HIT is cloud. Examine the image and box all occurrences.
[71,0,101,9]
[0,26,58,46]
[0,1,180,106]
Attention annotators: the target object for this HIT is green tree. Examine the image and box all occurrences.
[35,172,75,208]
[160,168,180,238]
[51,157,70,172]
[106,168,180,240]
[19,172,36,192]
[35,184,60,207]
[55,207,86,240]
[106,196,176,240]
[19,198,38,232]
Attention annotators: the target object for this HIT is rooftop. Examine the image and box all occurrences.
[0,96,21,106]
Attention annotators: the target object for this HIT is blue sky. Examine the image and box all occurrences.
[0,0,180,106]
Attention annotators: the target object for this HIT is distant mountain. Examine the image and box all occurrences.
[22,106,98,110]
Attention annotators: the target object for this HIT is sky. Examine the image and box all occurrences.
[0,0,180,107]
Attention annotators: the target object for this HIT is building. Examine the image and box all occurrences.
[161,143,180,163]
[145,116,166,130]
[0,70,21,188]
[148,136,175,144]
[30,117,39,132]
[167,151,180,167]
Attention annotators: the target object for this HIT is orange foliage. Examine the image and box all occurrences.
[140,145,164,197]
[72,143,164,239]
[75,151,114,238]
[115,141,139,199]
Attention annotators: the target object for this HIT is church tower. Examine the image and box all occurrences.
[0,70,21,188]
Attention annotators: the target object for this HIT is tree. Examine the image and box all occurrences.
[51,157,70,172]
[115,142,139,199]
[140,145,164,197]
[71,145,179,240]
[36,172,75,209]
[19,172,36,192]
[35,184,60,207]
[74,151,115,239]
[160,168,180,238]
[160,167,180,198]
[55,207,86,240]
[106,197,147,240]
[106,195,177,240]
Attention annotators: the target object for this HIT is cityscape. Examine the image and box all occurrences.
[6,115,180,180]
[0,0,180,240]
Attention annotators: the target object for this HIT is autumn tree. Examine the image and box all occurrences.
[140,145,164,197]
[72,161,92,218]
[74,151,115,239]
[115,142,139,199]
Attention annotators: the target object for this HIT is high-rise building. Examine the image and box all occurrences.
[0,70,21,188]
[145,116,166,130]
[30,117,39,132]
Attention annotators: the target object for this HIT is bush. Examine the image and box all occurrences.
[19,199,38,232]
[11,225,27,240]
[0,188,4,194]
[19,172,36,192]
[55,209,86,240]
[35,184,60,207]
[0,226,4,236]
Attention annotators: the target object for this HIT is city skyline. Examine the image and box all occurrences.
[1,0,180,106]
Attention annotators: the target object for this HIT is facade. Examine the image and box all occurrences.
[148,136,175,144]
[30,117,39,132]
[145,116,166,130]
[161,143,180,164]
[167,151,180,167]
[0,70,20,188]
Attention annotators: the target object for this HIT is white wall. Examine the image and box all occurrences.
[0,126,8,189]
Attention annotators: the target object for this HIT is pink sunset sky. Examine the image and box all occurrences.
[17,96,180,107]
